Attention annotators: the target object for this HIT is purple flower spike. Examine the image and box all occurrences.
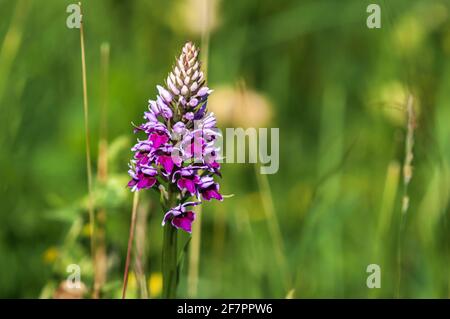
[127,42,223,233]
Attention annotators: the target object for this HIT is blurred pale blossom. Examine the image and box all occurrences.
[369,81,420,126]
[53,281,87,299]
[209,85,273,128]
[171,0,220,35]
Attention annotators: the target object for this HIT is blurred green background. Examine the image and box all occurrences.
[1,0,450,298]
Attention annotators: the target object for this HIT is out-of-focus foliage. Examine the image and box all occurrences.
[0,0,450,298]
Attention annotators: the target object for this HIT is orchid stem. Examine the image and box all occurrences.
[162,222,178,298]
[162,190,179,298]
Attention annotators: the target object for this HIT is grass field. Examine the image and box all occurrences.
[0,0,450,298]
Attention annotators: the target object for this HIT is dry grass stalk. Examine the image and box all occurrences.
[78,2,97,296]
[122,191,140,298]
[397,93,416,298]
[93,42,110,299]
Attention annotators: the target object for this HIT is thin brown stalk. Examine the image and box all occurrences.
[396,94,415,298]
[134,200,150,299]
[99,42,110,144]
[122,191,140,299]
[93,42,110,299]
[79,2,97,289]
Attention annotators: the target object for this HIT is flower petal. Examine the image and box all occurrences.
[177,178,196,194]
[158,155,174,174]
[150,133,169,149]
[171,211,196,233]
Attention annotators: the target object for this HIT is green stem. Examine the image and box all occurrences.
[161,189,179,298]
[162,221,178,298]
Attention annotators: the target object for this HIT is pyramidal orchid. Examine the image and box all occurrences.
[126,42,222,298]
[127,41,222,233]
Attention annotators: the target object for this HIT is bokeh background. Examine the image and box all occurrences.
[1,0,450,298]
